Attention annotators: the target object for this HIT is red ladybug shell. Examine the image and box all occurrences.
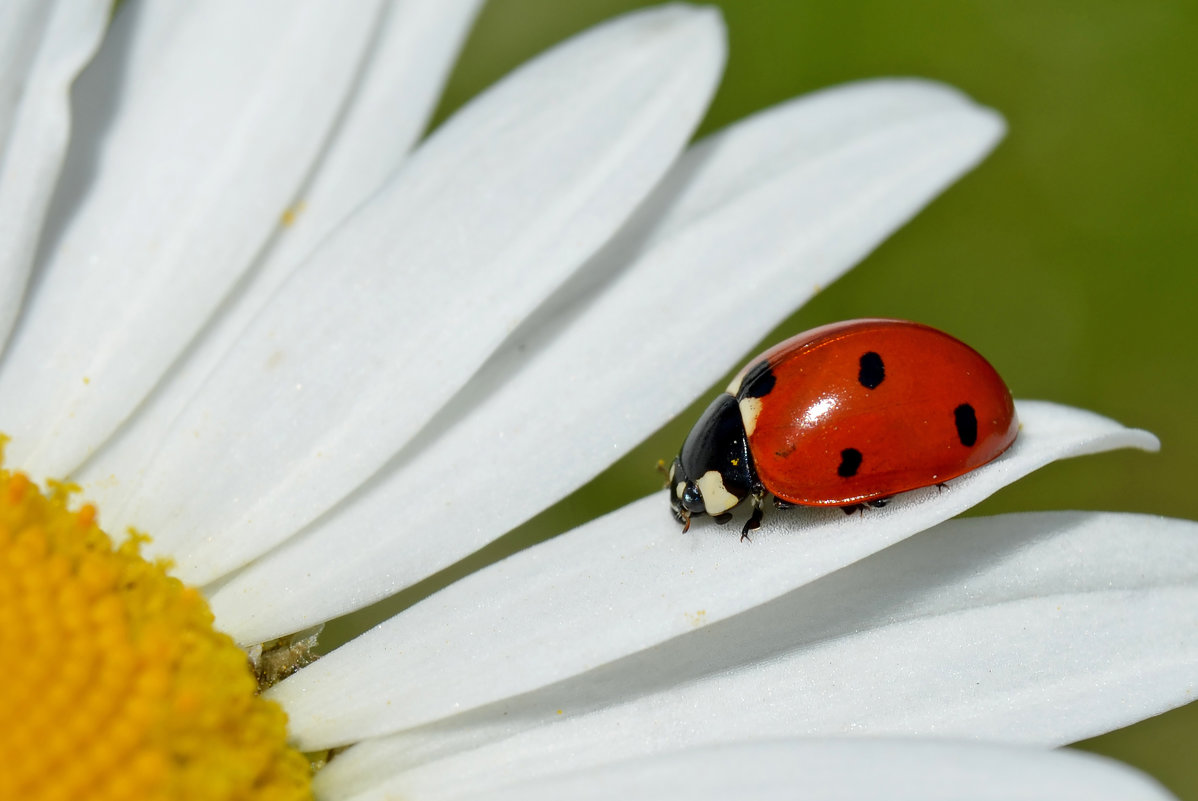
[729,319,1018,506]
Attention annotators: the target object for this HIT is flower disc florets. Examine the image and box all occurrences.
[0,442,311,801]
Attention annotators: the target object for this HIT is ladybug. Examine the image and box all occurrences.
[667,319,1018,537]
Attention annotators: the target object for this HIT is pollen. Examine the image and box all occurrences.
[280,200,305,228]
[0,446,312,801]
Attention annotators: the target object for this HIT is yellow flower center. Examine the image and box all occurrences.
[0,450,312,801]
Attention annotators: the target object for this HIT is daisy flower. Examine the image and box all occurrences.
[1,3,1193,800]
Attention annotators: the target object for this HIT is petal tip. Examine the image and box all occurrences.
[652,2,729,64]
[1130,427,1163,453]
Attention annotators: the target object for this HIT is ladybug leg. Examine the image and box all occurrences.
[713,512,734,525]
[841,497,891,515]
[773,497,794,510]
[741,492,766,541]
[936,482,949,493]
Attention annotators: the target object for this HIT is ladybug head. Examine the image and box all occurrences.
[667,456,708,530]
[667,394,757,531]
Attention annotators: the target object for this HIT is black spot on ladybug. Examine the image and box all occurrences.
[739,360,776,399]
[954,403,978,447]
[837,448,863,478]
[858,351,885,389]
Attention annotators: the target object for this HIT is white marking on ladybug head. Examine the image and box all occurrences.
[675,482,687,499]
[739,396,764,437]
[697,470,739,516]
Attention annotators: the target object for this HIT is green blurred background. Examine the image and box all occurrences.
[354,0,1198,795]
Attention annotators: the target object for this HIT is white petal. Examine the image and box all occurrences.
[0,0,387,477]
[271,402,1159,748]
[310,511,1197,799]
[321,739,1179,801]
[75,0,481,507]
[108,5,726,584]
[210,78,1007,644]
[0,0,107,349]
[280,0,483,247]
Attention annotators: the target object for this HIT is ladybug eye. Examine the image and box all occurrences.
[681,483,706,513]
